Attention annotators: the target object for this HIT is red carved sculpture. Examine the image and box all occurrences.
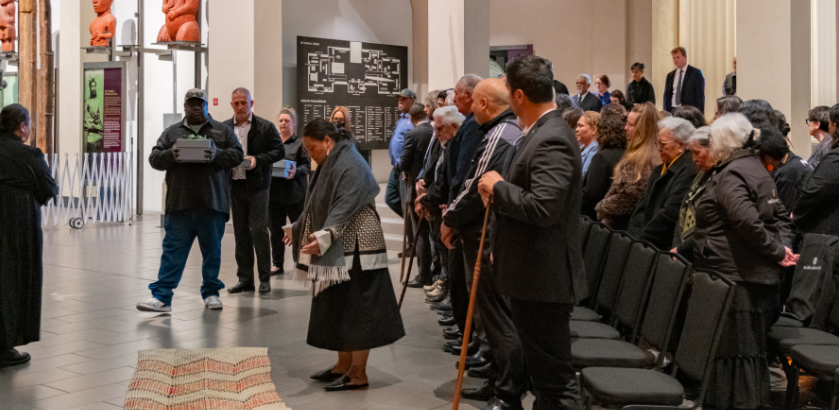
[90,0,117,47]
[0,0,15,52]
[157,0,200,43]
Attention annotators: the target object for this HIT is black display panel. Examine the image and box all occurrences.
[296,36,408,150]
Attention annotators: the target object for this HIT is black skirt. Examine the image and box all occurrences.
[306,251,405,351]
[704,282,779,410]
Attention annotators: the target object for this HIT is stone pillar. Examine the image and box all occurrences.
[626,0,653,82]
[812,0,836,107]
[737,0,811,156]
[255,0,283,118]
[58,0,81,158]
[682,0,736,115]
[463,0,489,80]
[651,0,679,110]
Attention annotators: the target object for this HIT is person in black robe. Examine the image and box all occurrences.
[0,104,58,368]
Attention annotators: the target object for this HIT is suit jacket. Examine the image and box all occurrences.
[723,72,736,96]
[400,122,434,183]
[571,92,603,112]
[491,110,588,304]
[663,65,705,114]
[794,147,839,235]
[223,114,284,192]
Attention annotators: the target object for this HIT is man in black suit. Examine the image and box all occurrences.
[663,46,706,115]
[224,88,284,294]
[723,56,736,96]
[479,56,588,410]
[401,103,435,287]
[570,74,602,112]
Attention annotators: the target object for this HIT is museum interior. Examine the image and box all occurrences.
[2,0,839,410]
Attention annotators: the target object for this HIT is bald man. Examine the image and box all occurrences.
[442,78,527,408]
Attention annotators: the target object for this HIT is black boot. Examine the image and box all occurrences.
[462,379,496,401]
[0,349,31,369]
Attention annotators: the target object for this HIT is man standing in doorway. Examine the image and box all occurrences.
[663,46,705,114]
[723,56,736,96]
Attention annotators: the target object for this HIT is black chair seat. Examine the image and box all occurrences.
[571,306,600,322]
[768,326,839,352]
[571,339,655,368]
[569,321,621,340]
[581,367,684,406]
[791,344,839,376]
[774,316,804,328]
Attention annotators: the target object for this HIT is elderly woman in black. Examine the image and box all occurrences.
[284,118,404,391]
[676,113,797,410]
[0,104,58,368]
[581,103,627,220]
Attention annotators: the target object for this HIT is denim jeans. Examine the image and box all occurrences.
[149,208,227,305]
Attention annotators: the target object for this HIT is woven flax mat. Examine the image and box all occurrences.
[124,347,290,410]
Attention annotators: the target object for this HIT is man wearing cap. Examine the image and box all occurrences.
[138,88,244,312]
[385,88,416,218]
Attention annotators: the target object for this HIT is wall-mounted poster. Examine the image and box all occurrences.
[82,61,125,154]
[296,36,408,150]
[0,71,17,108]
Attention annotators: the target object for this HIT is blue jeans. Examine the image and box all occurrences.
[149,208,227,305]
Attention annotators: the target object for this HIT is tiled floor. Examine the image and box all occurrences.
[0,214,507,410]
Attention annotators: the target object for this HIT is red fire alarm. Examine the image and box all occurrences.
[213,98,218,106]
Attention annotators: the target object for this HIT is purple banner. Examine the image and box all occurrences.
[102,67,122,153]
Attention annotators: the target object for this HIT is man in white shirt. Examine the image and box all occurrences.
[663,46,706,114]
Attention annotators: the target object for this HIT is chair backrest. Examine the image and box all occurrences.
[613,241,658,331]
[594,231,634,314]
[639,253,691,352]
[584,224,612,297]
[580,216,594,255]
[673,270,735,391]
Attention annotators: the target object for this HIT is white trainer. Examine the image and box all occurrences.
[424,280,443,293]
[136,298,171,312]
[204,295,223,310]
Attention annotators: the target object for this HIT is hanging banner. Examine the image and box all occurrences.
[82,61,126,154]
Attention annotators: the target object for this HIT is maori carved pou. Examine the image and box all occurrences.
[157,0,200,43]
[90,0,117,47]
[0,0,15,52]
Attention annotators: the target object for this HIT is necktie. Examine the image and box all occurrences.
[675,69,683,106]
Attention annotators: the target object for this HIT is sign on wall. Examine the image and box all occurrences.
[296,36,408,150]
[0,72,17,108]
[82,61,126,154]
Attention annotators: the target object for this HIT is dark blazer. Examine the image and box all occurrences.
[627,151,697,250]
[626,77,656,105]
[270,133,310,205]
[581,146,625,220]
[491,110,588,304]
[722,72,736,96]
[794,147,839,235]
[774,153,812,214]
[400,122,434,184]
[553,80,570,96]
[571,93,603,112]
[223,114,284,192]
[663,65,705,114]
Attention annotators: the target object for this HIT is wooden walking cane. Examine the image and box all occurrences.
[399,178,410,282]
[399,214,426,309]
[452,199,492,410]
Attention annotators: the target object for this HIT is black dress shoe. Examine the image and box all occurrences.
[443,328,462,340]
[310,366,344,381]
[259,282,271,293]
[270,269,284,276]
[228,282,255,293]
[451,339,479,356]
[407,277,429,288]
[480,397,524,410]
[324,375,369,392]
[0,349,31,369]
[438,315,456,326]
[443,338,461,352]
[464,351,489,369]
[468,361,496,379]
[462,379,496,401]
[432,298,452,311]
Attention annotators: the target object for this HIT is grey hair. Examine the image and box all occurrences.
[434,105,465,128]
[710,113,753,161]
[657,117,696,144]
[578,74,592,84]
[688,126,712,148]
[456,74,483,92]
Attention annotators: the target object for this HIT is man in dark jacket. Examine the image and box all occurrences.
[626,62,656,105]
[571,74,603,112]
[224,88,284,294]
[401,103,435,287]
[663,47,705,114]
[138,89,244,312]
[795,104,839,236]
[479,56,588,410]
[628,117,697,250]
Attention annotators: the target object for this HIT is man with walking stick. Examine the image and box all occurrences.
[478,55,589,410]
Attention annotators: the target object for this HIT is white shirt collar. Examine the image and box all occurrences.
[520,108,555,137]
[234,113,253,127]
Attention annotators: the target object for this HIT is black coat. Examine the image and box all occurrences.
[0,133,58,348]
[491,110,588,304]
[581,146,625,220]
[626,77,656,105]
[774,153,812,215]
[663,65,705,114]
[400,122,434,184]
[223,114,284,193]
[627,152,697,250]
[270,133,311,205]
[572,93,603,112]
[794,147,839,235]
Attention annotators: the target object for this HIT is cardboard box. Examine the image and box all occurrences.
[272,159,296,178]
[175,138,215,163]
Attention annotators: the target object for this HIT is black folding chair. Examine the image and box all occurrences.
[785,344,839,410]
[580,216,594,255]
[572,229,632,322]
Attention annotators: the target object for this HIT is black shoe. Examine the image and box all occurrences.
[438,315,456,326]
[407,277,429,288]
[452,339,479,356]
[433,298,452,311]
[443,338,461,352]
[270,268,284,276]
[259,282,271,294]
[228,282,255,293]
[464,351,489,369]
[310,366,344,381]
[468,362,496,379]
[480,397,524,410]
[324,375,369,392]
[443,328,462,340]
[462,379,496,401]
[0,349,31,369]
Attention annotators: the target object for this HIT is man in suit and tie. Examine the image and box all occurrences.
[571,74,602,112]
[401,103,435,287]
[479,55,588,410]
[663,46,706,115]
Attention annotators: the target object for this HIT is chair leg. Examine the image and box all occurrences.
[784,363,800,410]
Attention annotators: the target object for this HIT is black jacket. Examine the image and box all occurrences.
[150,115,244,218]
[223,114,284,192]
[627,152,697,249]
[491,110,588,304]
[774,153,812,215]
[663,65,705,114]
[420,139,449,216]
[270,133,311,205]
[581,146,624,220]
[794,147,839,235]
[626,77,656,105]
[572,93,603,112]
[723,72,736,96]
[678,149,792,284]
[401,122,434,185]
[447,113,485,202]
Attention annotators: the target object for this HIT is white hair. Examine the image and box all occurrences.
[657,117,695,144]
[445,91,455,106]
[578,74,592,84]
[688,126,712,147]
[434,105,465,128]
[456,74,483,92]
[710,113,753,161]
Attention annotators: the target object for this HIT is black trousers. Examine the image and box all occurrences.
[409,210,433,284]
[510,298,582,410]
[462,228,527,404]
[428,214,446,280]
[231,186,271,284]
[449,240,468,331]
[268,200,304,270]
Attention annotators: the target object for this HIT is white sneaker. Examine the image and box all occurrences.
[427,286,446,298]
[204,296,223,310]
[137,298,171,312]
[424,280,443,293]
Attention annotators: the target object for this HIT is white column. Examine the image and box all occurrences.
[812,0,836,107]
[682,0,736,116]
[627,0,653,81]
[58,0,81,157]
[652,0,679,110]
[208,0,255,119]
[254,0,283,118]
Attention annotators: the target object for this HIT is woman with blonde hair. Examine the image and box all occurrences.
[424,90,442,121]
[595,102,662,230]
[576,111,601,177]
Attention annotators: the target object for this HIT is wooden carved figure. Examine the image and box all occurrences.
[157,0,200,43]
[0,0,15,52]
[90,0,116,47]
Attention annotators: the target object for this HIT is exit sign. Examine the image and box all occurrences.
[213,98,218,106]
